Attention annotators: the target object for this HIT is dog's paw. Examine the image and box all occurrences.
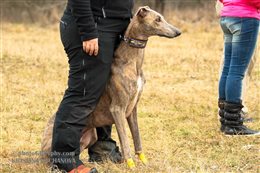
[138,153,148,165]
[126,158,135,168]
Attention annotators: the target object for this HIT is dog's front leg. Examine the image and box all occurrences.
[127,106,147,165]
[110,105,135,168]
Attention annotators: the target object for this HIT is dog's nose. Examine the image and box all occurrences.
[176,31,181,37]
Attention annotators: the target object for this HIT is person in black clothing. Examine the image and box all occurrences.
[51,0,133,172]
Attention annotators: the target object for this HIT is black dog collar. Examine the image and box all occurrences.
[122,36,148,49]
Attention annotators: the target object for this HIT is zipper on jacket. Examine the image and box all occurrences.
[83,73,86,80]
[102,7,107,18]
[83,59,86,96]
[83,88,86,96]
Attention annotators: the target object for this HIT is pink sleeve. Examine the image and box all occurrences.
[219,0,223,3]
[250,0,260,8]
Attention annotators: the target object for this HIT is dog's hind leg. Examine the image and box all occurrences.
[41,114,55,164]
[80,128,97,152]
[127,106,148,165]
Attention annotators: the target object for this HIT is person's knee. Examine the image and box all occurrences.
[52,123,81,152]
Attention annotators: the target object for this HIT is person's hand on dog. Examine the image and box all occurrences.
[83,38,99,56]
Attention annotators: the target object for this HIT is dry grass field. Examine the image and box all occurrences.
[1,8,260,173]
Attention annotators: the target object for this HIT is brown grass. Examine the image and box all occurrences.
[1,9,260,173]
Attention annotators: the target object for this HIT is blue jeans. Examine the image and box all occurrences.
[219,17,259,103]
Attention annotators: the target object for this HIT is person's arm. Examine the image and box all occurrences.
[68,0,98,56]
[69,0,97,41]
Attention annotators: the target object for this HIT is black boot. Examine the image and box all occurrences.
[88,126,123,164]
[88,139,122,163]
[218,99,225,132]
[223,102,260,136]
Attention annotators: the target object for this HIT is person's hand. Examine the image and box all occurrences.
[82,38,99,56]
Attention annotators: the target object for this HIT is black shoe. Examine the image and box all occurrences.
[88,140,123,164]
[223,125,260,136]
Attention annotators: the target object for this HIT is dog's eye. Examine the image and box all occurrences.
[155,17,161,22]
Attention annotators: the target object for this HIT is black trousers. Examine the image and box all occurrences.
[51,9,129,171]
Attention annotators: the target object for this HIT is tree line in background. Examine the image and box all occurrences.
[2,0,212,23]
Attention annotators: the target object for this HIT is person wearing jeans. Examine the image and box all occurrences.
[218,0,260,135]
[51,0,133,172]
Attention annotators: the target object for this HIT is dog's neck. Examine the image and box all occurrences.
[124,17,149,42]
[113,17,149,76]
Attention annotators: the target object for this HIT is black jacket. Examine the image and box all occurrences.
[67,0,134,41]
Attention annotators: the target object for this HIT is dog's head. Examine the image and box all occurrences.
[134,6,181,38]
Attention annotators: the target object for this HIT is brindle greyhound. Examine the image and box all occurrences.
[41,6,181,168]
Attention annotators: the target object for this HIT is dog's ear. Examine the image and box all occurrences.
[137,6,150,18]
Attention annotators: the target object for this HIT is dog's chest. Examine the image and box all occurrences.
[137,76,143,92]
[133,75,144,99]
[126,75,144,116]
